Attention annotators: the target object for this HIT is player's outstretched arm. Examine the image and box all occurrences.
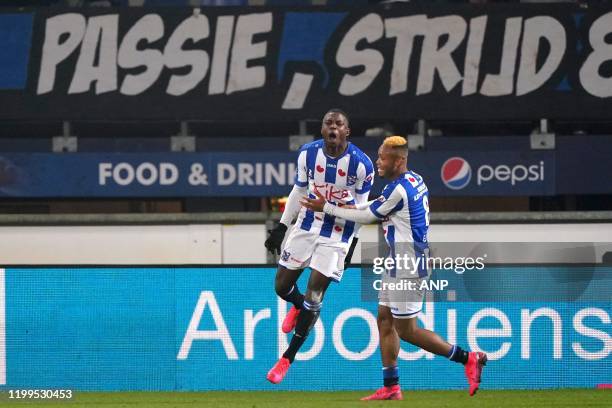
[324,202,378,224]
[301,191,378,224]
[353,199,376,210]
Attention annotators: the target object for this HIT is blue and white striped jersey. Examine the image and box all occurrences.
[294,139,374,243]
[369,171,430,275]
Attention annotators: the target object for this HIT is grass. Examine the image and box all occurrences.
[1,389,609,407]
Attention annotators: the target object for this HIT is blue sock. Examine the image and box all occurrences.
[383,366,399,387]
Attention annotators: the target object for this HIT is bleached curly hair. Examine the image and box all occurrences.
[383,136,408,148]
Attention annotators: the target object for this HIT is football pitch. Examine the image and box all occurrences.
[1,389,609,407]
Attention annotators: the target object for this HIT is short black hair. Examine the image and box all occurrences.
[324,108,350,127]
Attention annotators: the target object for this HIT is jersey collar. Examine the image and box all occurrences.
[322,141,351,161]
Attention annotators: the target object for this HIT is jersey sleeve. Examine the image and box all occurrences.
[354,199,375,210]
[368,184,404,219]
[294,149,308,187]
[355,156,374,195]
[279,184,307,227]
[323,203,379,225]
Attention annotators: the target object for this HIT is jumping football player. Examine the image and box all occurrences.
[264,109,374,384]
[302,136,487,399]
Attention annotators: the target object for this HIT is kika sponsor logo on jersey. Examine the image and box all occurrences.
[441,157,472,190]
[314,183,350,202]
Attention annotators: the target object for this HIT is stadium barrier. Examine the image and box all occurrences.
[0,212,611,264]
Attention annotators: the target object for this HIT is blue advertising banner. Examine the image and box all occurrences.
[0,151,556,197]
[0,267,609,391]
[0,13,33,90]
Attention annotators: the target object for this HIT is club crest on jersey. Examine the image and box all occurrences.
[281,250,290,262]
[346,175,357,186]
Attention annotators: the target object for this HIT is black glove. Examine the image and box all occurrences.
[344,237,359,270]
[265,223,288,255]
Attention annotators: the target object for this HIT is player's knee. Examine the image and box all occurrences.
[397,329,413,343]
[395,320,417,342]
[274,274,292,297]
[304,290,324,306]
[377,313,394,334]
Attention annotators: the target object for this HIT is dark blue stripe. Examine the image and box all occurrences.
[389,198,404,216]
[341,221,355,243]
[300,210,314,231]
[341,199,356,243]
[349,152,358,176]
[347,152,358,180]
[300,193,317,231]
[320,214,335,237]
[414,241,429,278]
[383,366,399,379]
[356,182,372,194]
[388,225,396,277]
[408,189,428,244]
[324,159,337,184]
[305,146,317,179]
[294,179,308,187]
[388,225,396,246]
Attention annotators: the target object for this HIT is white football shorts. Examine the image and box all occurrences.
[378,274,428,319]
[278,227,350,282]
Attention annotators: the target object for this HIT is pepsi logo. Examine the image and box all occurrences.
[316,165,325,173]
[441,157,472,190]
[338,169,346,177]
